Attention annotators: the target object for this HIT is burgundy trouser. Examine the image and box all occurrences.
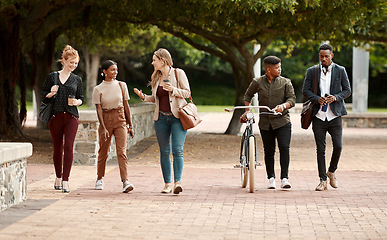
[97,108,129,182]
[49,112,79,181]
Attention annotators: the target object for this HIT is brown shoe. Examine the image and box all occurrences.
[315,180,327,191]
[161,183,172,194]
[327,172,338,188]
[173,181,183,194]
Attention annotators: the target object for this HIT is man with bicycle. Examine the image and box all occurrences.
[242,56,296,189]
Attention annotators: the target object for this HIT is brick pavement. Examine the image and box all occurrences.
[1,113,387,239]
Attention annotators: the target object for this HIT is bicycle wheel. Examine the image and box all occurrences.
[240,138,248,188]
[248,136,256,193]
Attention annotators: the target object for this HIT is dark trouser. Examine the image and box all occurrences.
[259,122,291,180]
[312,117,343,181]
[49,112,79,181]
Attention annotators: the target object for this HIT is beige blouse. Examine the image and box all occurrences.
[92,80,129,110]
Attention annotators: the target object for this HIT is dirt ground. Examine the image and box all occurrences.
[8,126,387,171]
[19,127,246,166]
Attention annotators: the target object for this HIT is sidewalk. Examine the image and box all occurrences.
[1,112,387,239]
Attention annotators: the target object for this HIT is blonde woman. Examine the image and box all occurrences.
[42,45,84,193]
[134,48,191,194]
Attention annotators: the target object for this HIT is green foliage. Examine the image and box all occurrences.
[157,35,205,66]
[369,44,387,78]
[62,9,161,57]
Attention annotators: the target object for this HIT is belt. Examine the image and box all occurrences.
[160,111,173,116]
[102,107,124,113]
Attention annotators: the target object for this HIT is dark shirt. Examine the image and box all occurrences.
[244,75,296,130]
[157,86,171,112]
[42,72,84,117]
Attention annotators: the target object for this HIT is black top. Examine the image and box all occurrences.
[157,86,172,112]
[42,72,84,117]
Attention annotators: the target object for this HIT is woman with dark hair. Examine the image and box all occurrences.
[92,60,135,193]
[42,45,84,193]
[134,48,191,194]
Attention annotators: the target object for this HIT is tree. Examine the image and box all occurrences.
[0,1,158,136]
[61,4,161,107]
[1,0,385,137]
[119,0,386,134]
[0,1,91,138]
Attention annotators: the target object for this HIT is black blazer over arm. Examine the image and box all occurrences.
[329,64,351,116]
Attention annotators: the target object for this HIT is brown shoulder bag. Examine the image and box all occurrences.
[301,65,318,129]
[175,69,202,130]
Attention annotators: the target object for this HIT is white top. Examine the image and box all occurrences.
[315,63,338,122]
[92,80,130,110]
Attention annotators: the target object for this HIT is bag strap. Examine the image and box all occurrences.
[50,72,58,101]
[313,65,318,94]
[174,68,193,101]
[54,71,58,85]
[118,81,131,124]
[118,81,125,101]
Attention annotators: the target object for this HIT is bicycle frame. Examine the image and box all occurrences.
[239,113,257,170]
[226,106,281,192]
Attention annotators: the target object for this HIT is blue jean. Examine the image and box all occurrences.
[154,113,187,183]
[312,117,343,181]
[259,122,292,180]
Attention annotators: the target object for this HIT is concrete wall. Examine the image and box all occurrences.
[291,103,386,128]
[73,103,156,165]
[343,113,387,128]
[0,143,32,211]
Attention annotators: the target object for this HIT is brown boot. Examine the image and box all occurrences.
[327,172,338,188]
[315,180,327,191]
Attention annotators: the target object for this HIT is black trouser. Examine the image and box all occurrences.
[312,117,343,181]
[259,122,291,180]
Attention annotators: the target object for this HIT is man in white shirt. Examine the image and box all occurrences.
[302,43,351,191]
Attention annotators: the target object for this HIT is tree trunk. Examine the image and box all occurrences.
[224,48,255,135]
[30,33,58,129]
[83,47,100,108]
[0,9,23,138]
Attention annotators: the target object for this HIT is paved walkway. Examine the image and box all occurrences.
[1,112,387,239]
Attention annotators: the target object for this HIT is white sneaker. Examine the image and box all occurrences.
[268,177,276,189]
[123,180,134,193]
[95,179,104,190]
[281,178,292,189]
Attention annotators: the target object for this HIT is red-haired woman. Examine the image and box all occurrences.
[42,45,84,193]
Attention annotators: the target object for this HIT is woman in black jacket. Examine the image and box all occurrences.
[41,45,84,193]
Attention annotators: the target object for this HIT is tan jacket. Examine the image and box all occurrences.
[143,68,191,121]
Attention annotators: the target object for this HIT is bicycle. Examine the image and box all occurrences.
[225,106,281,193]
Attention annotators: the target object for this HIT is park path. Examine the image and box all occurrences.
[0,112,386,239]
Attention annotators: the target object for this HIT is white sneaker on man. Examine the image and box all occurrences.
[281,178,292,189]
[95,179,104,190]
[268,177,276,189]
[123,180,134,193]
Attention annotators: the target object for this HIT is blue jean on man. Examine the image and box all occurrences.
[312,117,343,181]
[154,113,187,183]
[259,122,292,180]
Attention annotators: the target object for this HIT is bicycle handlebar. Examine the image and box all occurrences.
[225,106,282,115]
